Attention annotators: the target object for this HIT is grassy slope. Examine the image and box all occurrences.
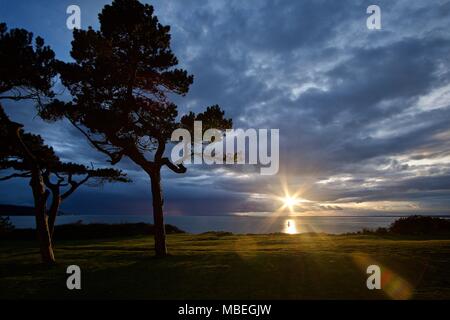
[1,233,449,299]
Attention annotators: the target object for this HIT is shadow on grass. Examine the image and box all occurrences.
[2,234,450,299]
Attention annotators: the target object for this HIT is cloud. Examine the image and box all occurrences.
[2,0,450,215]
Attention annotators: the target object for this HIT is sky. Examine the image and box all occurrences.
[1,0,450,216]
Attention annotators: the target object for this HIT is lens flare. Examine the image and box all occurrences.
[283,196,298,210]
[352,253,414,300]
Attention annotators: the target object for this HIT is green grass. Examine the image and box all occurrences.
[1,233,450,299]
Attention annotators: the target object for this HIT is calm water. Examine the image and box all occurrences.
[9,215,402,234]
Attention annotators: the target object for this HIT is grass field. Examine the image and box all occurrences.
[1,233,450,299]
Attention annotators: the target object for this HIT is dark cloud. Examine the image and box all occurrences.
[1,0,450,215]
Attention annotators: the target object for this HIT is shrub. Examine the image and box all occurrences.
[388,216,450,235]
[0,216,14,235]
[0,222,184,240]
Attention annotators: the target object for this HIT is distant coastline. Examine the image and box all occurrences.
[0,204,68,216]
[1,204,450,218]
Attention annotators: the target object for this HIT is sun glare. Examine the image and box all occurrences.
[284,219,298,234]
[272,179,313,214]
[278,192,309,212]
[283,196,298,210]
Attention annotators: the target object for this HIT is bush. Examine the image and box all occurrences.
[388,216,450,236]
[0,222,184,240]
[0,216,14,235]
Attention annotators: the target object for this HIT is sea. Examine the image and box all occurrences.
[7,215,418,235]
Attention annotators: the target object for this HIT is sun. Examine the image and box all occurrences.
[278,193,305,212]
[276,190,311,213]
[273,179,312,214]
[283,196,298,210]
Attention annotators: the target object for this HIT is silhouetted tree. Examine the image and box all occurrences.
[0,23,56,101]
[42,164,129,238]
[45,0,232,256]
[0,22,58,263]
[0,114,129,243]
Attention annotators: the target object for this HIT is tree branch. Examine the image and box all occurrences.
[61,173,90,200]
[0,171,32,181]
[161,157,186,174]
[69,119,124,164]
[155,138,165,162]
[0,94,35,101]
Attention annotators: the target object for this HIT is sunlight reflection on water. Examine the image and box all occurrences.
[283,219,298,234]
[9,215,405,234]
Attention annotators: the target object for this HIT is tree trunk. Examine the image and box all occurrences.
[48,188,61,239]
[30,171,55,265]
[10,123,55,265]
[150,170,167,257]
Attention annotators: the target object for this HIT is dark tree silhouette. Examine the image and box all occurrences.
[0,22,58,264]
[0,112,129,243]
[0,23,56,101]
[42,164,129,238]
[45,0,232,256]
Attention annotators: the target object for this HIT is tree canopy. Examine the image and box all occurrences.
[42,0,232,256]
[45,0,231,173]
[0,22,57,103]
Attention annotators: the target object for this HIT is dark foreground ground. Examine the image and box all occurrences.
[1,233,449,299]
